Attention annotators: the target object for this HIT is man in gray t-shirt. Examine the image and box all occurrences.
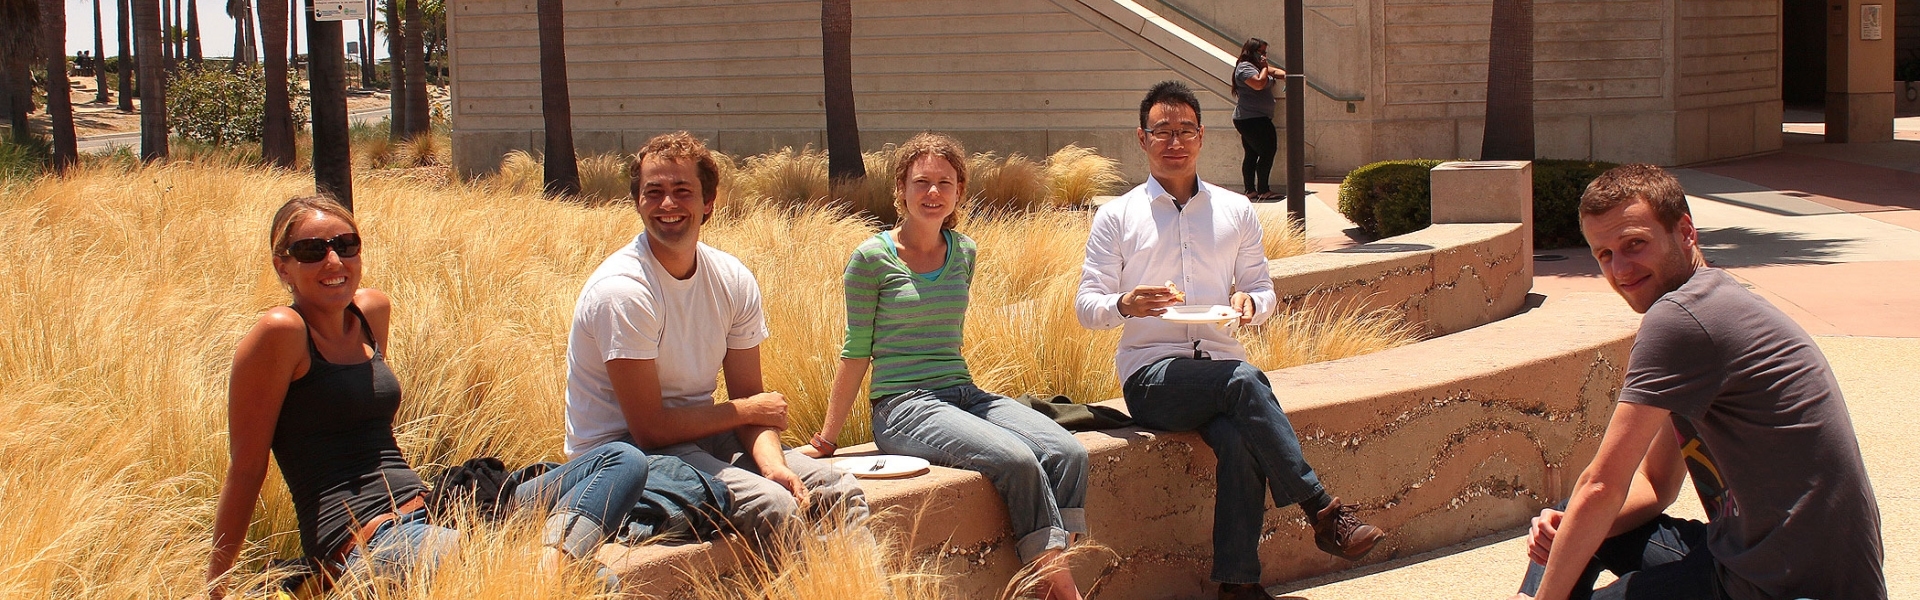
[1515,165,1883,600]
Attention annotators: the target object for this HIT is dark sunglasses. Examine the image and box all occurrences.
[282,233,362,263]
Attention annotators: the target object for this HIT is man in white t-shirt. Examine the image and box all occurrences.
[564,132,868,543]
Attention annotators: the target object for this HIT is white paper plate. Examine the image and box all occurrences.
[832,455,931,479]
[1157,305,1243,324]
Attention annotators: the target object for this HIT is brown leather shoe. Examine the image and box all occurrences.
[1219,582,1277,600]
[1312,497,1385,559]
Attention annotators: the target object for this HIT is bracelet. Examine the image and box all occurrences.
[810,432,838,457]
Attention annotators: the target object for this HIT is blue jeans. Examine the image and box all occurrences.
[513,441,654,559]
[338,508,460,584]
[873,384,1090,563]
[1123,357,1326,584]
[1519,502,1725,600]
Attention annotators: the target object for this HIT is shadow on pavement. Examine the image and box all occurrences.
[1698,226,1850,267]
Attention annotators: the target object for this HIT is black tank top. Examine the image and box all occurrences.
[271,303,427,558]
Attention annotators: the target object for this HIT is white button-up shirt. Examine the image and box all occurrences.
[1076,176,1277,383]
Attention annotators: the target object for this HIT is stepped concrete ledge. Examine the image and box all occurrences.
[599,293,1640,599]
[598,161,1563,598]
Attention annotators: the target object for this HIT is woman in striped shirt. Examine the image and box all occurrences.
[799,133,1090,600]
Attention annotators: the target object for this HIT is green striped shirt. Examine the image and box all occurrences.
[841,229,977,399]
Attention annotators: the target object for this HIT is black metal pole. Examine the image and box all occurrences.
[1284,0,1306,226]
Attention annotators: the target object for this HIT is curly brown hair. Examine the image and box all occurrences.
[629,131,723,215]
[890,133,969,230]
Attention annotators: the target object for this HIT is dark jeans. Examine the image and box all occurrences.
[1123,356,1325,584]
[1519,502,1725,600]
[1234,116,1278,195]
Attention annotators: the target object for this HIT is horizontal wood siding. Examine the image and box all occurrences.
[1675,0,1778,110]
[1378,0,1669,119]
[451,0,1232,135]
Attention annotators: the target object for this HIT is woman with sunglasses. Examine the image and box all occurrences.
[799,134,1090,600]
[206,196,652,595]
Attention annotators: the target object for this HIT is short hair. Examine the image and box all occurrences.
[270,195,358,259]
[890,133,970,230]
[629,131,723,208]
[1139,80,1203,130]
[1578,164,1690,231]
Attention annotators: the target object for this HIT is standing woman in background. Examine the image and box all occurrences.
[206,196,652,596]
[1233,38,1286,200]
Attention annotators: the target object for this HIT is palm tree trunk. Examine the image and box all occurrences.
[1480,0,1533,160]
[186,0,202,65]
[357,17,370,86]
[39,0,78,171]
[242,2,256,65]
[306,0,352,207]
[118,0,133,111]
[133,0,167,161]
[286,0,296,69]
[821,0,863,181]
[402,0,427,136]
[94,0,111,104]
[257,0,292,166]
[535,0,578,196]
[384,0,406,138]
[4,62,31,144]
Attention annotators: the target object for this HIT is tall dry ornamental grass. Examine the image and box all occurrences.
[0,154,1412,598]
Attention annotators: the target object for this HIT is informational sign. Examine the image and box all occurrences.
[314,0,371,21]
[1861,5,1883,41]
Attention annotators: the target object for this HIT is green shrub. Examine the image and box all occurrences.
[167,65,308,146]
[1337,158,1617,248]
[0,134,52,181]
[1337,159,1445,235]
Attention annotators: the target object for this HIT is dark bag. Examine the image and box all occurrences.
[615,454,734,544]
[1013,394,1134,431]
[425,456,555,522]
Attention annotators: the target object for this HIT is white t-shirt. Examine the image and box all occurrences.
[563,234,769,458]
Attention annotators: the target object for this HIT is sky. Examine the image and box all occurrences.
[61,0,391,61]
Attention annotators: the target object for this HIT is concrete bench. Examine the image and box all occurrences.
[602,291,1640,599]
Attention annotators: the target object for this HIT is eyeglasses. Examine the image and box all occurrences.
[282,233,362,263]
[1146,128,1200,143]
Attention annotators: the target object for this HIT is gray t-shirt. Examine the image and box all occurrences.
[1621,268,1884,599]
[1232,61,1276,120]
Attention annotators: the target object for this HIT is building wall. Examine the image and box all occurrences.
[449,0,1251,183]
[451,0,1786,180]
[1672,0,1783,163]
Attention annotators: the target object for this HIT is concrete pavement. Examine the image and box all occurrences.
[75,107,394,153]
[1268,136,1920,598]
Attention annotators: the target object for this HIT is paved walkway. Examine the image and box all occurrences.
[1270,134,1920,598]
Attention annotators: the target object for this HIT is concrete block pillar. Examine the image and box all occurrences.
[1431,160,1534,281]
[1827,0,1897,143]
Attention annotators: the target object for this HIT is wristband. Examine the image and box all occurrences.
[810,432,838,457]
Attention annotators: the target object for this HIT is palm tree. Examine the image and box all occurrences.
[401,0,427,137]
[227,0,255,70]
[1480,0,1533,160]
[93,0,110,104]
[134,0,166,160]
[117,0,133,111]
[257,0,292,166]
[384,0,406,139]
[535,0,578,196]
[2,0,42,143]
[186,0,202,65]
[306,0,353,208]
[821,0,863,181]
[38,0,77,171]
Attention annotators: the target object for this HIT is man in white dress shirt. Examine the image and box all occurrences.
[1076,81,1385,600]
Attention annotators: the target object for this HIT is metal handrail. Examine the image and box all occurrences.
[1153,0,1365,103]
